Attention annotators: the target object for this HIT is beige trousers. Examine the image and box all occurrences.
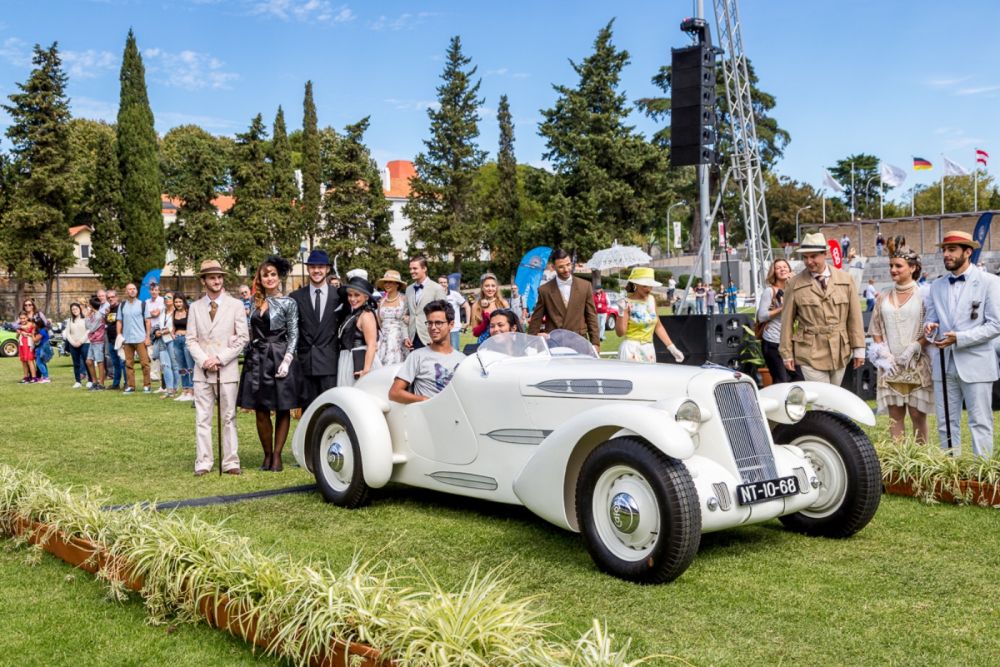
[800,364,847,387]
[194,380,240,473]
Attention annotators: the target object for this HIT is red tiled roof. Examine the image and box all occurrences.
[68,225,89,237]
[384,160,415,199]
[161,193,235,214]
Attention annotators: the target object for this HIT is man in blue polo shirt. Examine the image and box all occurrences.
[116,282,152,393]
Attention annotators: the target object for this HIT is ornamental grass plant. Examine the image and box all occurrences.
[876,436,1000,505]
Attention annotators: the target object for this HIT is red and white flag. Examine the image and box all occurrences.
[976,148,989,166]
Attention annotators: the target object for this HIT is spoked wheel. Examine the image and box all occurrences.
[576,437,700,583]
[772,410,881,537]
[310,406,370,508]
[1,339,16,357]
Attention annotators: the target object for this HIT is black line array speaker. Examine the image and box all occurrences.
[656,314,753,367]
[670,43,716,167]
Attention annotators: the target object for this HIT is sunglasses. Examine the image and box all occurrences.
[971,301,981,321]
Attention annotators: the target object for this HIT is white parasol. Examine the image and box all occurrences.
[584,243,652,272]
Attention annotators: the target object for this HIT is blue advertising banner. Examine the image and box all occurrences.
[138,269,163,301]
[515,246,552,314]
[970,212,993,266]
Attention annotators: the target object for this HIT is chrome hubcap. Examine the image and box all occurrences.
[609,492,640,534]
[327,442,344,472]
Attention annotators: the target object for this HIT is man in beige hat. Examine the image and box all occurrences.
[186,260,249,475]
[779,232,865,385]
[923,230,1000,457]
[289,249,341,408]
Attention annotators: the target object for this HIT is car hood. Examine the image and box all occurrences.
[516,357,741,401]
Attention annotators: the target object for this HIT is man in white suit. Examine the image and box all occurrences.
[924,230,1000,458]
[186,260,250,475]
[404,255,446,350]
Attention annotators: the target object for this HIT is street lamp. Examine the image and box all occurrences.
[666,200,688,258]
[795,205,813,245]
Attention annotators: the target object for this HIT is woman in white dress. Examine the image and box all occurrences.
[375,269,409,365]
[867,247,933,442]
[337,276,381,387]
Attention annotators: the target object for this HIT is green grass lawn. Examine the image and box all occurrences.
[2,354,999,665]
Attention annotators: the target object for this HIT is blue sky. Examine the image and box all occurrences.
[0,0,997,201]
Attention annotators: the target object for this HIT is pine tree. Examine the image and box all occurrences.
[1,42,76,309]
[319,117,396,275]
[404,36,486,269]
[268,105,302,259]
[160,124,230,275]
[88,129,129,287]
[117,29,164,282]
[486,94,523,281]
[538,21,667,260]
[225,114,272,273]
[300,81,322,248]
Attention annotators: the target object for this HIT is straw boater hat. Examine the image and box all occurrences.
[796,232,828,254]
[626,266,661,287]
[937,230,980,250]
[376,269,406,290]
[198,259,227,277]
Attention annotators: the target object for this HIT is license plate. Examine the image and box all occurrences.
[736,476,799,505]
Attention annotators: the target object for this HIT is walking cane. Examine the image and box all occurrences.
[215,367,223,475]
[939,345,954,452]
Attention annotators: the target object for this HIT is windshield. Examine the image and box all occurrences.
[476,330,597,367]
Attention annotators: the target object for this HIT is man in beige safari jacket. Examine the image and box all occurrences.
[779,233,865,385]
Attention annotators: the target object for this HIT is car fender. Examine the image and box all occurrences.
[293,386,394,488]
[513,403,695,532]
[759,380,875,426]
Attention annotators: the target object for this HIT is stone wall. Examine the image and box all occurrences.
[806,212,998,256]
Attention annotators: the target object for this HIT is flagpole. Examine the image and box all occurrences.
[940,155,945,215]
[879,169,884,220]
[911,185,915,217]
[850,161,855,220]
[974,167,978,212]
[822,193,826,224]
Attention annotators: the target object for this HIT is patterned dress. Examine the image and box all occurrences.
[377,298,409,366]
[867,286,933,415]
[617,295,659,364]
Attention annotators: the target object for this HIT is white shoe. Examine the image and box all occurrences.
[179,394,195,402]
[86,382,93,389]
[155,387,167,394]
[72,382,81,389]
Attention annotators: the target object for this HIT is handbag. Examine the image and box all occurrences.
[352,346,367,377]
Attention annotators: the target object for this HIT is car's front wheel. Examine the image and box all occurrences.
[310,406,370,508]
[1,339,16,357]
[576,437,701,583]
[772,410,881,537]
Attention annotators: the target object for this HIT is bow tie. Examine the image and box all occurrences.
[949,274,966,284]
[414,283,423,292]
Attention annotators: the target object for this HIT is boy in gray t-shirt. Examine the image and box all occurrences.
[389,298,465,403]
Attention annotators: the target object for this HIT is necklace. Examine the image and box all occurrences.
[382,293,400,304]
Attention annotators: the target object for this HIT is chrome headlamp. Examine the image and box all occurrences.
[675,399,703,435]
[785,385,807,422]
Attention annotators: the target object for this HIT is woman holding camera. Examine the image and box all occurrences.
[756,258,803,384]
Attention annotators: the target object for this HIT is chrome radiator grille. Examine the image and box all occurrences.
[713,381,778,483]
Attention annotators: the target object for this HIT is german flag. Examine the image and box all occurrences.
[913,157,933,171]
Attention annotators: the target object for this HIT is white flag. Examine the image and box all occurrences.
[823,169,846,193]
[942,155,970,177]
[880,162,907,188]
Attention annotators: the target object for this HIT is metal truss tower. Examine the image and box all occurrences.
[713,0,772,296]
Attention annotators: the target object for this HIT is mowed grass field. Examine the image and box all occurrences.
[2,353,999,666]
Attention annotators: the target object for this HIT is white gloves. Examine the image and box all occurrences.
[895,341,921,368]
[667,344,685,363]
[276,353,293,378]
[866,340,895,373]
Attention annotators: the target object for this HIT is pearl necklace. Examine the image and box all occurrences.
[888,282,918,352]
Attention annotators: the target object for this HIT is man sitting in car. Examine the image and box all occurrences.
[389,300,465,404]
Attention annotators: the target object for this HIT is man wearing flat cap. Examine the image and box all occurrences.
[289,248,342,408]
[923,230,1000,458]
[779,232,865,386]
[186,260,249,475]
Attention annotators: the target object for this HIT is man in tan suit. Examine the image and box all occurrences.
[779,233,865,385]
[404,255,447,350]
[186,260,249,476]
[527,248,601,351]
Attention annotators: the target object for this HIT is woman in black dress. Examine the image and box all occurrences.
[237,256,300,471]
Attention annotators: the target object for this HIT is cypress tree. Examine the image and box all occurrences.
[300,81,322,248]
[404,35,486,269]
[489,94,522,281]
[225,114,271,273]
[1,42,76,309]
[268,105,301,259]
[89,129,129,288]
[117,29,164,282]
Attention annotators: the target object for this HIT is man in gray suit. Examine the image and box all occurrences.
[924,230,1000,458]
[404,255,446,350]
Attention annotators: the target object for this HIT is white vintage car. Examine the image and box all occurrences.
[292,331,882,583]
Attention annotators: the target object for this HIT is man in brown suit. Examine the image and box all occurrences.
[527,248,601,351]
[779,233,865,385]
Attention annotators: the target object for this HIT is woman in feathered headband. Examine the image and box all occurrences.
[237,255,302,471]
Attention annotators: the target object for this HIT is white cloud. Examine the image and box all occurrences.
[934,127,984,151]
[62,49,116,79]
[370,11,437,31]
[923,75,970,87]
[71,96,117,122]
[384,97,439,112]
[479,106,496,120]
[955,84,1000,96]
[157,111,238,132]
[485,67,529,79]
[251,0,355,24]
[142,48,239,90]
[0,37,31,67]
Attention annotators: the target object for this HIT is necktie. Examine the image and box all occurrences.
[315,288,322,317]
[209,301,217,321]
[815,275,828,291]
[948,274,966,284]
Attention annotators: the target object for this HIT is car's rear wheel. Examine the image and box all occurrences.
[604,314,616,331]
[1,339,16,357]
[310,406,370,508]
[576,437,700,583]
[772,410,880,537]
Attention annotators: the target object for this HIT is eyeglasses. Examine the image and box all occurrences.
[426,320,449,329]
